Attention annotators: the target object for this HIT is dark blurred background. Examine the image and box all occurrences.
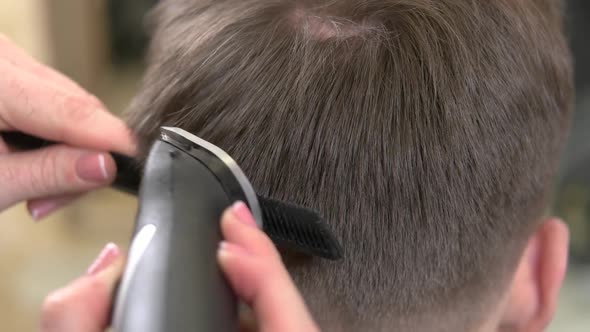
[0,1,588,331]
[557,0,590,265]
[108,0,157,66]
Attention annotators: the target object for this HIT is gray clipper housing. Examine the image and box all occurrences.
[112,127,260,332]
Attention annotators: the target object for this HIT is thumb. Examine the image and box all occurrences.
[0,145,115,210]
[40,243,124,332]
[219,203,320,332]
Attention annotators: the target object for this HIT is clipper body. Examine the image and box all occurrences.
[112,127,261,332]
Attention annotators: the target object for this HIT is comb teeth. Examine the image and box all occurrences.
[258,196,343,260]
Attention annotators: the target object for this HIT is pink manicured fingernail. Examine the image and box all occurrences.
[29,199,69,221]
[87,243,120,275]
[76,153,110,183]
[231,201,258,228]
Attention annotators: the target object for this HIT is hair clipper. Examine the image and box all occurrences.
[1,127,343,332]
[111,127,262,331]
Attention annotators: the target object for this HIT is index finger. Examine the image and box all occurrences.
[0,58,136,155]
[219,205,320,332]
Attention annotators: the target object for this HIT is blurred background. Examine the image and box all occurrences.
[0,0,588,331]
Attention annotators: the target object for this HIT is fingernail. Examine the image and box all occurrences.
[87,243,120,275]
[76,153,110,183]
[231,201,258,228]
[29,199,68,221]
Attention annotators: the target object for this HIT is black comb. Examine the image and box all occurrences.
[2,131,343,260]
[258,196,343,260]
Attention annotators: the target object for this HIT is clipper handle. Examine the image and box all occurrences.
[112,140,238,332]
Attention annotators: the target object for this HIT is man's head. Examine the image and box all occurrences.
[125,0,573,330]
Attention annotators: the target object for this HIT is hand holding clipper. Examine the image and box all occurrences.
[112,127,262,332]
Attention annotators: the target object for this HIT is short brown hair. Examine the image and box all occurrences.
[125,0,573,330]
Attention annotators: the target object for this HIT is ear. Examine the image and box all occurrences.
[499,218,569,331]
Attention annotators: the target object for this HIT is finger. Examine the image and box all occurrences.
[218,242,319,332]
[0,59,136,155]
[0,34,91,96]
[220,202,280,258]
[27,193,83,221]
[40,243,124,332]
[0,145,115,210]
[219,204,320,332]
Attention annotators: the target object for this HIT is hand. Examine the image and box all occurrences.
[39,202,320,332]
[0,35,136,215]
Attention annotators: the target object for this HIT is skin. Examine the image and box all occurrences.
[39,203,320,332]
[36,210,568,332]
[0,36,317,331]
[0,35,569,332]
[0,34,135,215]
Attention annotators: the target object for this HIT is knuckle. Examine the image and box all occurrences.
[2,75,38,126]
[31,149,62,193]
[39,149,58,188]
[5,77,28,112]
[0,149,73,198]
[61,94,97,123]
[50,148,78,185]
